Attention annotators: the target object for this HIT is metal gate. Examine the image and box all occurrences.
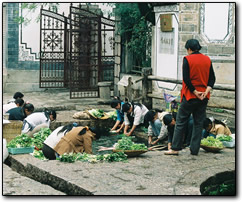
[40,5,116,98]
[40,9,69,88]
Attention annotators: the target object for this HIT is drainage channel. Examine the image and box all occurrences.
[4,156,93,195]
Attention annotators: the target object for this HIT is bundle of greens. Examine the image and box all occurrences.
[32,150,47,160]
[201,136,223,148]
[115,136,148,151]
[106,110,117,120]
[89,109,105,118]
[7,134,34,148]
[32,128,52,149]
[216,134,233,142]
[57,152,128,163]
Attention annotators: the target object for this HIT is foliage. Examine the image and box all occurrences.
[106,110,118,120]
[210,108,224,113]
[216,134,233,142]
[7,128,51,150]
[32,149,47,160]
[7,134,34,148]
[14,3,60,26]
[57,152,128,163]
[32,128,52,149]
[115,136,148,151]
[89,109,105,118]
[114,3,152,67]
[201,136,223,148]
[204,183,235,195]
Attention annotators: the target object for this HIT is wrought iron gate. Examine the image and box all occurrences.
[40,5,116,98]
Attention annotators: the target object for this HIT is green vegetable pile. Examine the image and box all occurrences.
[216,134,233,142]
[57,152,128,163]
[7,128,52,151]
[201,136,224,148]
[106,110,117,120]
[89,109,104,118]
[32,128,52,149]
[7,134,34,148]
[115,136,148,151]
[32,150,47,160]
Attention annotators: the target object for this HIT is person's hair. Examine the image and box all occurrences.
[44,109,57,121]
[203,118,226,129]
[163,114,173,126]
[13,92,24,99]
[122,102,132,113]
[111,99,122,108]
[89,127,109,140]
[22,103,34,113]
[58,123,79,135]
[144,110,157,123]
[15,98,24,107]
[122,102,142,113]
[185,39,202,51]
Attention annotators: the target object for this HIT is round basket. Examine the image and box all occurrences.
[200,144,224,153]
[113,149,148,157]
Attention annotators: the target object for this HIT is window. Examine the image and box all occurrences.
[200,3,234,43]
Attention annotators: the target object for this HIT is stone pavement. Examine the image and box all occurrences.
[2,164,65,195]
[3,147,235,195]
[2,90,236,195]
[3,89,113,112]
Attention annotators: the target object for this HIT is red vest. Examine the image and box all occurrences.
[181,53,211,101]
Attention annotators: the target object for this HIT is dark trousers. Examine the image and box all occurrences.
[42,143,56,160]
[171,97,208,155]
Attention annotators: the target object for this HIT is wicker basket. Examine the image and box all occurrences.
[200,144,224,153]
[113,149,148,157]
[3,121,23,143]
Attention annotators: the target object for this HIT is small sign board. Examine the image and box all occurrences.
[160,14,173,32]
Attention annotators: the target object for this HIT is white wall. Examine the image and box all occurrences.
[154,12,179,91]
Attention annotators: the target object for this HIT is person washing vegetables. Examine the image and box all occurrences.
[21,109,56,137]
[202,117,232,138]
[122,102,149,136]
[110,97,125,133]
[42,123,79,160]
[144,109,169,145]
[54,126,107,157]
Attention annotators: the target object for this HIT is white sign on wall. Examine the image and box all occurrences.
[159,30,175,54]
[155,13,178,90]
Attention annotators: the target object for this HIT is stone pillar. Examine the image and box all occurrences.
[97,82,112,101]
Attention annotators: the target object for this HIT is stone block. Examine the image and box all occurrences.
[207,45,223,55]
[181,24,197,32]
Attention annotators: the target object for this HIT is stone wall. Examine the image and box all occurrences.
[151,3,235,111]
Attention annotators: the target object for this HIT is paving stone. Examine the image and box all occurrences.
[3,164,66,195]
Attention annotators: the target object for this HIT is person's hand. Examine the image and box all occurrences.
[201,87,212,100]
[124,131,129,136]
[193,90,204,100]
[126,132,132,136]
[151,140,158,145]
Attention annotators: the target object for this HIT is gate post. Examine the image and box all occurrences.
[142,67,152,109]
[98,81,112,101]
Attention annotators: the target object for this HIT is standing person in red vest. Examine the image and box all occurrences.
[165,39,216,155]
